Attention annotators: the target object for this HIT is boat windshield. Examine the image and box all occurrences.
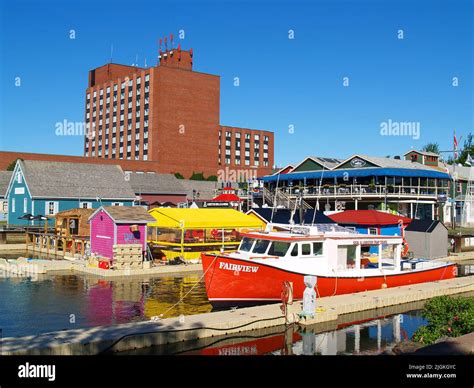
[239,237,254,252]
[253,239,271,254]
[267,241,291,257]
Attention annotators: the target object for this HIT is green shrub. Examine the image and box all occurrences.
[412,296,474,344]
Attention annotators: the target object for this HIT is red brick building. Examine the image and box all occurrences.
[83,44,274,178]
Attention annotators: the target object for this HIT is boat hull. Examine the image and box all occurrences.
[201,253,457,307]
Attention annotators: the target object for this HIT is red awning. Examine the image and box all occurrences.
[212,193,242,202]
[328,210,412,226]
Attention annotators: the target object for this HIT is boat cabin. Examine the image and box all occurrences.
[237,224,403,273]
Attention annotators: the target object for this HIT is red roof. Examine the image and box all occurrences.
[328,210,412,226]
[212,193,242,202]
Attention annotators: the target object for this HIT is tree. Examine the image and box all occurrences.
[174,172,184,179]
[190,171,206,181]
[6,158,23,171]
[421,142,440,155]
[206,175,218,181]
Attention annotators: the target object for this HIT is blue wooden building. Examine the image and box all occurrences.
[6,160,136,226]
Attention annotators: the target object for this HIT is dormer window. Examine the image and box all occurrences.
[16,172,22,184]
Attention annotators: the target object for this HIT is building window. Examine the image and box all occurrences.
[47,201,58,215]
[80,202,92,209]
[16,172,22,184]
[111,202,123,206]
[23,198,27,213]
[12,198,15,213]
[145,74,150,82]
[368,228,377,235]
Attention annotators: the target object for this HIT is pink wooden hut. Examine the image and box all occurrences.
[88,206,155,260]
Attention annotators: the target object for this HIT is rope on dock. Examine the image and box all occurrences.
[152,254,219,320]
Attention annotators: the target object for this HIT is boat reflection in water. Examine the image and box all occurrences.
[180,312,420,356]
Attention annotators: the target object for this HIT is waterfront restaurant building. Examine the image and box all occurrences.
[262,154,451,221]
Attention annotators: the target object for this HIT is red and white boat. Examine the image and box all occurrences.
[201,224,457,307]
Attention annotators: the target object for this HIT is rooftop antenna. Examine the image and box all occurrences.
[170,33,174,49]
[164,36,168,51]
[110,44,114,63]
[144,57,147,68]
[270,172,281,224]
[158,38,163,62]
[311,163,326,225]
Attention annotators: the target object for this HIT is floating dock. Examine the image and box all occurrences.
[1,276,472,355]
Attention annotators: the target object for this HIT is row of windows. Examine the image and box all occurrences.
[87,74,150,101]
[221,131,269,143]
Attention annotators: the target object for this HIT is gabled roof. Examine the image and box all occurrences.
[179,180,220,200]
[89,206,155,223]
[405,219,446,233]
[246,208,334,225]
[330,154,440,171]
[15,160,136,200]
[271,164,294,176]
[292,156,343,172]
[212,193,242,202]
[127,172,186,195]
[404,150,439,157]
[0,171,13,198]
[444,164,473,181]
[328,210,412,226]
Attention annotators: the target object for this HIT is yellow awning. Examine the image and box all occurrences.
[148,208,265,229]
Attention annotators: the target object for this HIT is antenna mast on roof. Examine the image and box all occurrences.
[312,163,326,225]
[270,173,280,224]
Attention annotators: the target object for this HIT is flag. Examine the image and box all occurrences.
[454,133,458,159]
[467,154,474,166]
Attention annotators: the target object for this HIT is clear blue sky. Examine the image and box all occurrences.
[0,0,472,167]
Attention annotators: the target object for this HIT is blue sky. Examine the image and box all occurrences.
[0,0,472,167]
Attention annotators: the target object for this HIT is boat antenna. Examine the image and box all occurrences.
[270,171,281,224]
[312,162,326,225]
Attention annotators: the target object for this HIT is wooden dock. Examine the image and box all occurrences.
[25,231,89,258]
[1,275,472,355]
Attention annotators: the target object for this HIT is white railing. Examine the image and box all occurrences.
[268,184,448,199]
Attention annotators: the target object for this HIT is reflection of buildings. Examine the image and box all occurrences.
[86,278,148,326]
[291,314,404,355]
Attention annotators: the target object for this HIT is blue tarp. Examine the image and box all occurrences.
[262,168,451,182]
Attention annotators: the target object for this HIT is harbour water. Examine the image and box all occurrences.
[0,272,211,338]
[0,252,472,346]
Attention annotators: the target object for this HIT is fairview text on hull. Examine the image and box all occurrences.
[201,224,456,307]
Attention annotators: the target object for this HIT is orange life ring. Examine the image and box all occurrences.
[401,239,409,257]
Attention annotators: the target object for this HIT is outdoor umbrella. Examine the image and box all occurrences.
[18,214,34,220]
[33,214,49,233]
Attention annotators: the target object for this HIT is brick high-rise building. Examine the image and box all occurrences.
[84,43,274,178]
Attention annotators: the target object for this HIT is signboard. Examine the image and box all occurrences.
[203,201,232,208]
[350,158,367,168]
[14,187,25,195]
